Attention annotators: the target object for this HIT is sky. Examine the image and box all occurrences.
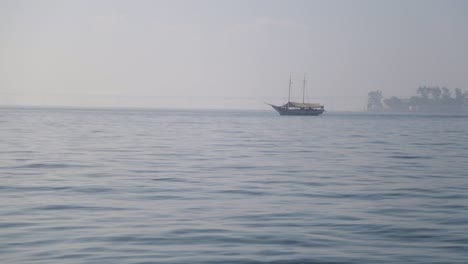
[1,0,468,111]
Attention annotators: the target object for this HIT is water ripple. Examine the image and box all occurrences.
[0,108,467,263]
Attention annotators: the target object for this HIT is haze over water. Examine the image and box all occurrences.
[2,0,468,110]
[1,108,467,263]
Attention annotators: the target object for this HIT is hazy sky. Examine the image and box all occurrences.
[1,0,468,110]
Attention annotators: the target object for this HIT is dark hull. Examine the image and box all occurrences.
[271,105,324,116]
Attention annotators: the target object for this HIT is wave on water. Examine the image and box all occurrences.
[1,108,467,263]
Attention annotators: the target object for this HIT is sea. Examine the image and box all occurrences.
[1,107,467,264]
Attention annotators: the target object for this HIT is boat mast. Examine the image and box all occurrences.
[302,74,306,104]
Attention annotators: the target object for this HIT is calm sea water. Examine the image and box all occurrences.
[1,107,467,264]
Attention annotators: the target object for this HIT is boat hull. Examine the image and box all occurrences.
[271,105,324,116]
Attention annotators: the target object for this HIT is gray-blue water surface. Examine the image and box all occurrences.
[1,107,467,264]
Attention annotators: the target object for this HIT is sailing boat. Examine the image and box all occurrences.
[267,75,325,116]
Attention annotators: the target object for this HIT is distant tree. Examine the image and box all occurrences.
[367,90,384,111]
[441,87,452,103]
[416,86,444,104]
[373,86,467,112]
[455,88,466,105]
[384,96,401,106]
[384,96,409,111]
[417,86,430,99]
[429,87,442,102]
[410,95,425,106]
